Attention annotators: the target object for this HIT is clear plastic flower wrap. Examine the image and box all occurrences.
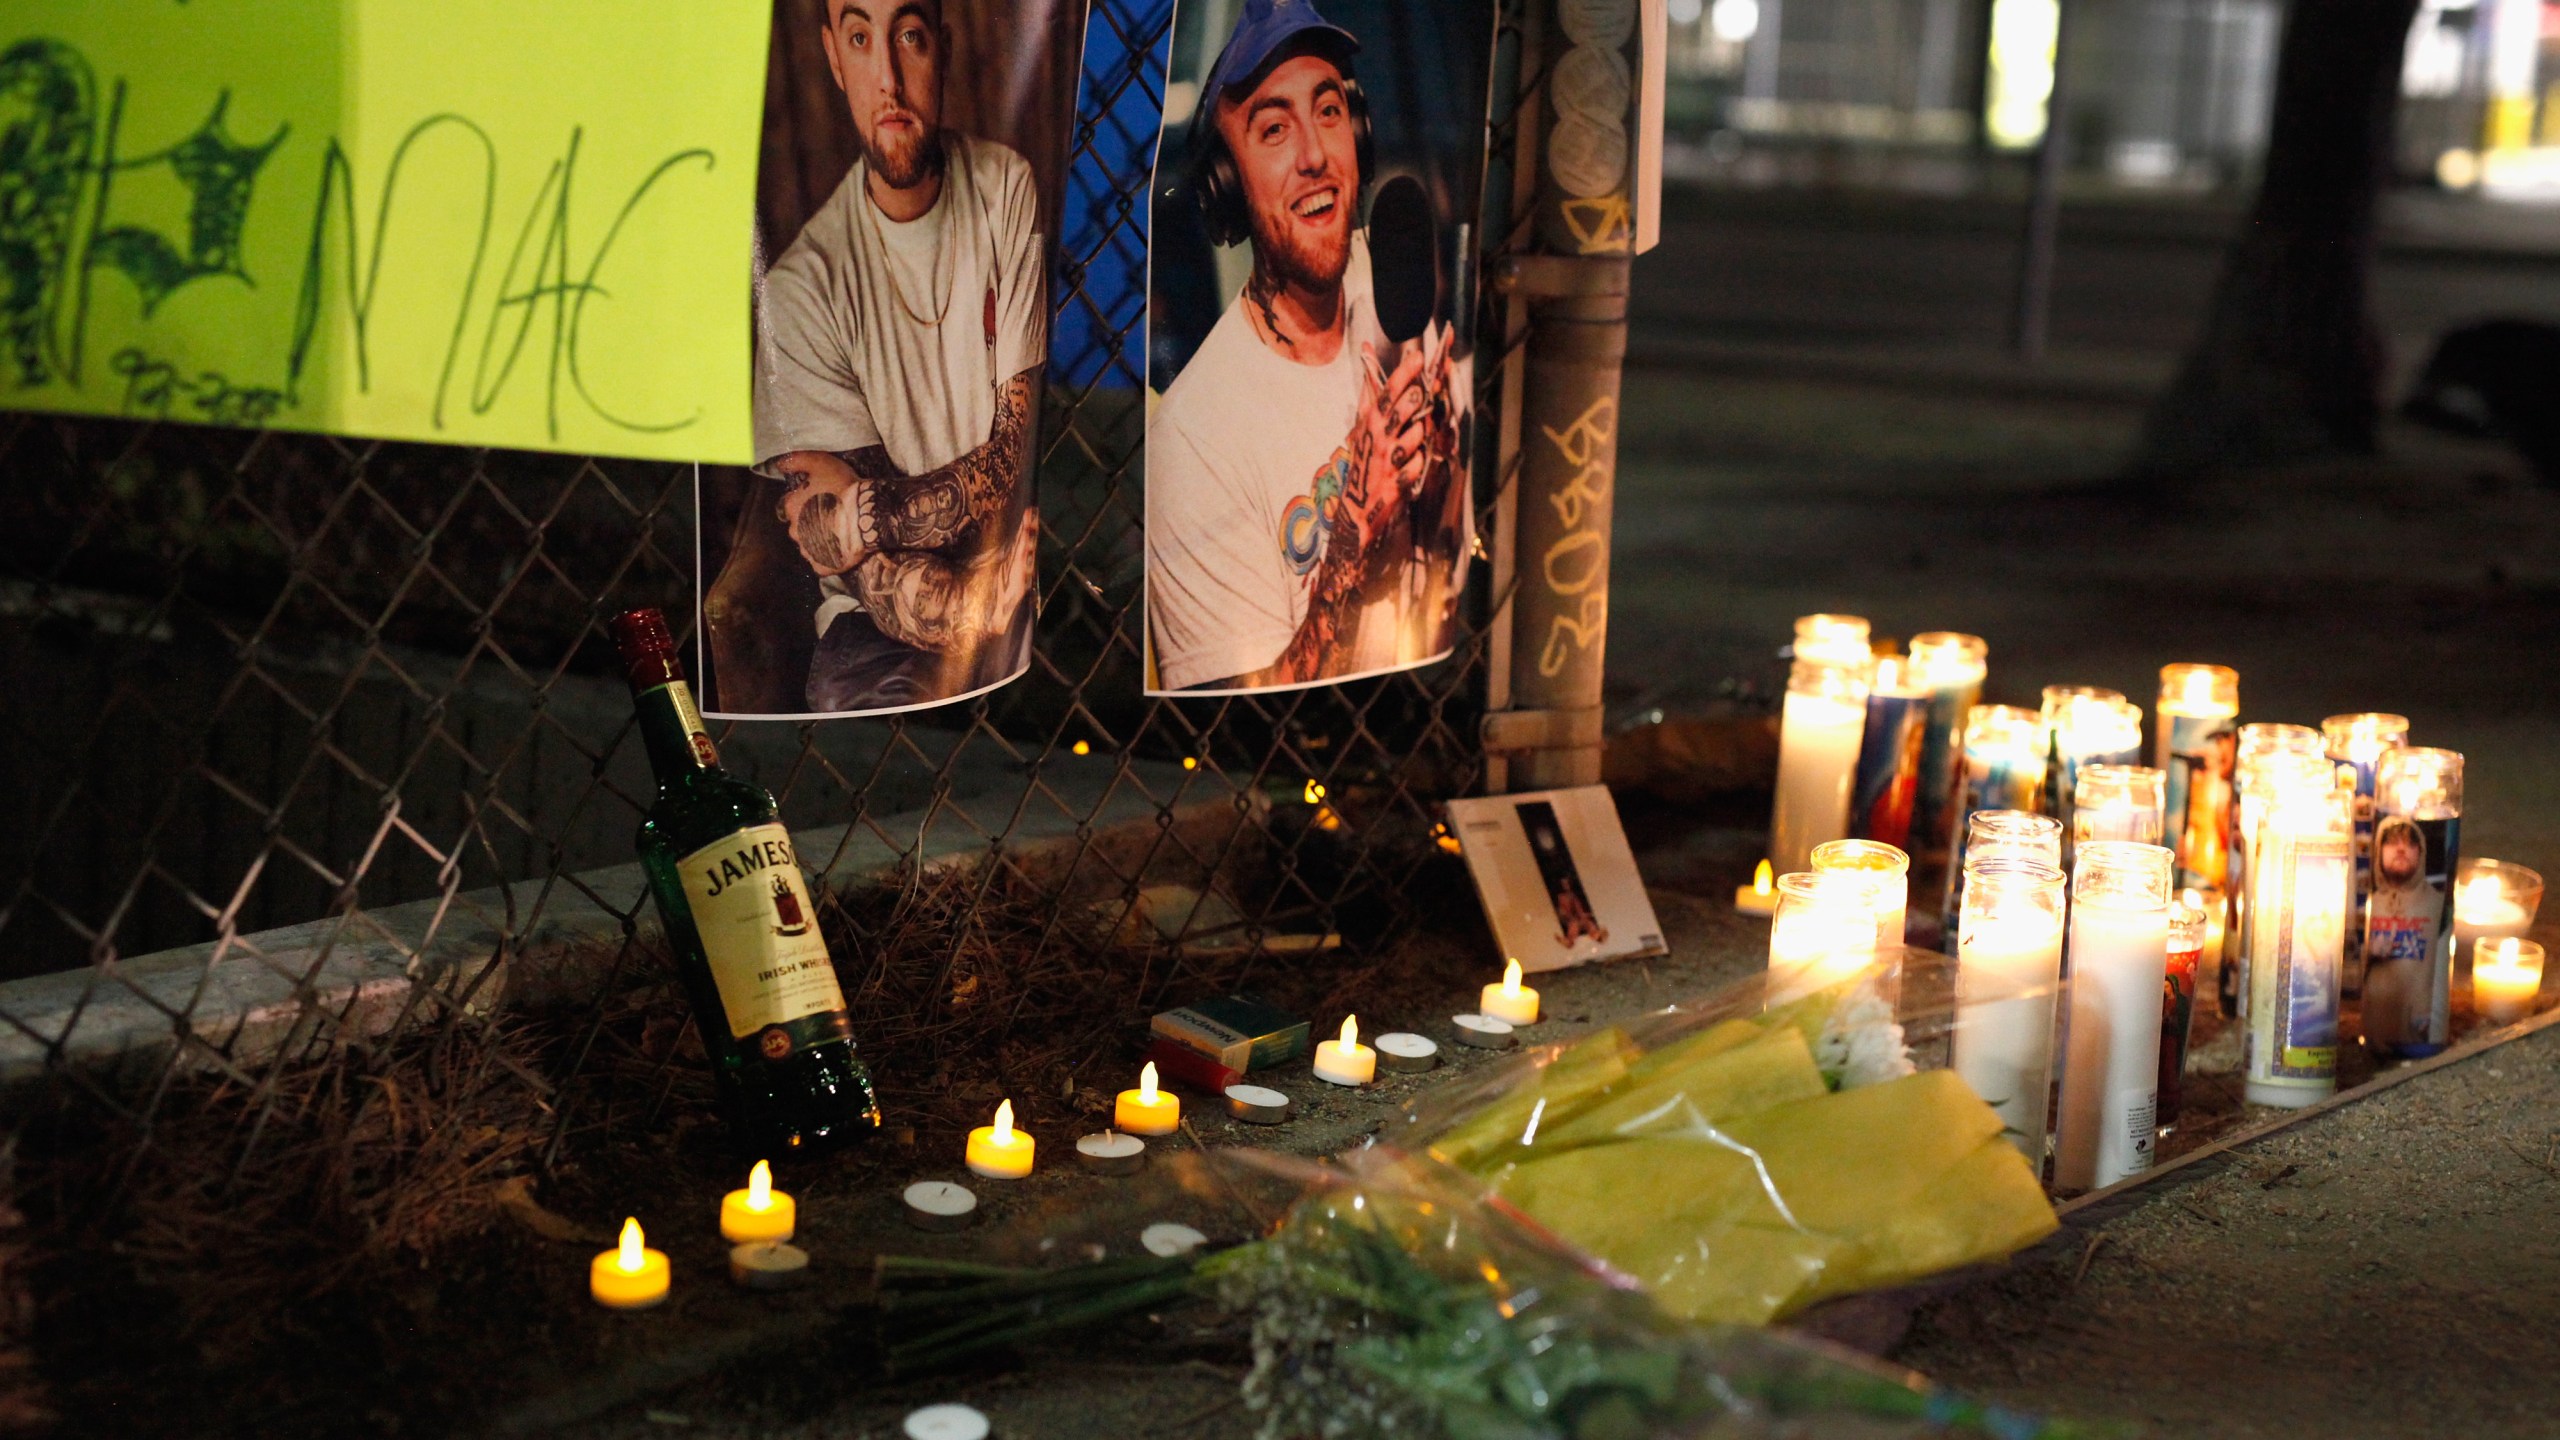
[1378,947,2067,1328]
[878,1142,2112,1440]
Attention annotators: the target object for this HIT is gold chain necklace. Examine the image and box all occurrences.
[864,140,959,328]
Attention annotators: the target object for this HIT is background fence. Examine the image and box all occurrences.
[0,0,1534,1180]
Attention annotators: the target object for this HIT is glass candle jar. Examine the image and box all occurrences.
[1767,871,1880,1006]
[1937,707,2051,952]
[1792,613,1873,667]
[2323,712,2411,904]
[2453,859,2543,960]
[1812,838,1911,952]
[2050,694,2144,861]
[2362,746,2464,1056]
[2473,938,2547,1024]
[2226,724,2327,1019]
[1953,856,2067,1164]
[2072,764,2168,847]
[1907,632,1989,867]
[1769,651,1874,876]
[2156,664,2239,889]
[2244,758,2354,1109]
[2055,841,2175,1190]
[1847,658,1933,850]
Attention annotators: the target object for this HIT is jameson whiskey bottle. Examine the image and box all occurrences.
[610,608,881,1155]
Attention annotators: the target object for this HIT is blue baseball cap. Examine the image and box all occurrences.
[1201,0,1359,105]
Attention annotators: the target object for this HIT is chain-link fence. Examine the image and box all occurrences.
[0,1,1542,1420]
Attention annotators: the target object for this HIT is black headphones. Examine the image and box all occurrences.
[1190,68,1373,249]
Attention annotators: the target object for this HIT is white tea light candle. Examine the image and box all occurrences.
[904,1404,992,1440]
[1141,1222,1210,1258]
[1312,1016,1377,1086]
[2474,938,2545,1023]
[1374,1032,1440,1072]
[1223,1083,1293,1124]
[729,1241,810,1291]
[1450,1013,1517,1048]
[1481,959,1541,1025]
[1074,1131,1147,1176]
[1735,859,1778,917]
[901,1180,979,1232]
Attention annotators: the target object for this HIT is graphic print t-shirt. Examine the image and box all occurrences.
[1146,240,1380,691]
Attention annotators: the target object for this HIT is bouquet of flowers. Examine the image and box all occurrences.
[1391,956,2059,1326]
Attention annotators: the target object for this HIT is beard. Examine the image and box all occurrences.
[1247,196,1351,296]
[864,120,946,192]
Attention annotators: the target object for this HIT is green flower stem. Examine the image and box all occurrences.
[886,1271,1201,1374]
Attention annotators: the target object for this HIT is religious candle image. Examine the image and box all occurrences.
[2155,664,2238,889]
[1906,632,1988,869]
[2226,723,2327,1019]
[2054,842,2174,1191]
[2361,747,2463,1056]
[1952,857,2067,1164]
[1847,656,1931,850]
[1768,871,1879,1004]
[2322,712,2410,903]
[1769,648,1874,875]
[2245,758,2353,1109]
[1938,705,2048,953]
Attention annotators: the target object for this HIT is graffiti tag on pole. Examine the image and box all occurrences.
[1536,394,1615,677]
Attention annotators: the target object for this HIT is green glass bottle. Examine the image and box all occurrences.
[609,608,882,1155]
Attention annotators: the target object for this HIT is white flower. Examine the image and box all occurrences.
[1814,983,1915,1090]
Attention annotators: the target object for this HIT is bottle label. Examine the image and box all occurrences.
[644,680,721,769]
[678,823,846,1050]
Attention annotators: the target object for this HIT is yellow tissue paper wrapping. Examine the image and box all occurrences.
[1405,956,2061,1326]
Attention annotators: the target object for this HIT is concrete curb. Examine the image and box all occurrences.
[0,756,1257,1093]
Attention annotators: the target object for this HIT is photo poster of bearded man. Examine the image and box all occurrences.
[692,0,1085,719]
[1141,0,1496,696]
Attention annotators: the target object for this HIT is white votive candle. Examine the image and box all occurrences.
[902,1180,979,1232]
[1312,1015,1376,1086]
[2475,938,2546,1023]
[1481,958,1541,1025]
[1953,860,2067,1164]
[2054,842,2174,1191]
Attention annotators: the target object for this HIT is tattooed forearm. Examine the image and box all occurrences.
[836,370,1035,554]
[846,550,985,654]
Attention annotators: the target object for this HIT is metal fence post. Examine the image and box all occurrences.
[1484,0,1636,793]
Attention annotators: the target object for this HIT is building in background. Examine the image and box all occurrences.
[1660,0,2560,203]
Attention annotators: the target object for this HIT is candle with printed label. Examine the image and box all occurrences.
[1907,632,1988,869]
[2245,757,2353,1108]
[2361,747,2463,1056]
[1938,707,2049,953]
[2155,665,2239,889]
[2054,842,2174,1191]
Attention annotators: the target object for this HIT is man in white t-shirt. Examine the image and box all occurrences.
[756,0,1044,712]
[1146,0,1459,693]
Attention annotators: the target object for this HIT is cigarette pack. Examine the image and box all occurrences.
[1141,1037,1242,1096]
[1150,993,1309,1074]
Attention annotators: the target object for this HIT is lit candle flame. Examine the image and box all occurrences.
[2459,875,2502,917]
[992,1098,1015,1145]
[747,1159,772,1212]
[1874,657,1902,689]
[2182,887,2203,910]
[618,1217,645,1273]
[1304,779,1326,804]
[1339,1014,1359,1049]
[1753,860,1773,896]
[1502,958,1523,995]
[1139,1061,1159,1104]
[2498,937,2522,966]
[2396,778,2423,815]
[2184,670,2213,707]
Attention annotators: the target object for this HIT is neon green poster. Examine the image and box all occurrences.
[0,1,764,462]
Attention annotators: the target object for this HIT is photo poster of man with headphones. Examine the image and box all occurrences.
[690,0,1084,719]
[1142,0,1495,696]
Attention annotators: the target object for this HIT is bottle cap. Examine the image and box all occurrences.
[609,608,683,690]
